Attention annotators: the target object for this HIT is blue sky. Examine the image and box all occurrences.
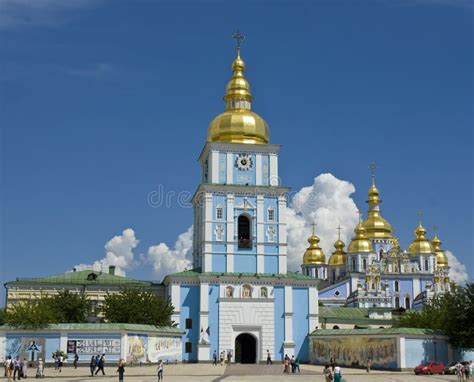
[1,0,472,299]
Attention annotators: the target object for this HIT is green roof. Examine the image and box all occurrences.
[311,327,444,336]
[167,269,315,281]
[318,307,395,325]
[6,270,154,287]
[0,323,183,334]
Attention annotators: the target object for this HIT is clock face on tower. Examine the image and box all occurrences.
[236,154,253,171]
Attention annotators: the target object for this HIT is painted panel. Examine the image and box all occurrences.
[148,337,182,363]
[310,337,398,369]
[5,334,60,363]
[274,287,285,361]
[208,284,220,358]
[264,255,278,273]
[234,255,257,273]
[211,254,226,272]
[292,288,309,362]
[68,334,121,362]
[405,338,449,367]
[127,334,147,363]
[180,285,199,361]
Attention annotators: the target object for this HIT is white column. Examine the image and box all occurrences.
[203,193,213,272]
[226,153,233,185]
[398,337,406,369]
[412,277,420,300]
[170,284,181,325]
[121,332,128,361]
[0,330,5,362]
[269,153,279,186]
[59,331,68,357]
[283,285,294,354]
[198,283,210,361]
[278,196,287,274]
[308,287,319,332]
[210,151,219,184]
[255,154,262,186]
[226,194,235,272]
[257,195,265,273]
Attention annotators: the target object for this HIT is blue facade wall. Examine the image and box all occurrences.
[212,254,226,272]
[180,285,199,361]
[218,153,226,184]
[234,255,257,273]
[233,154,256,185]
[262,155,269,185]
[208,284,220,358]
[274,287,285,361]
[405,338,449,367]
[292,288,309,362]
[264,255,278,273]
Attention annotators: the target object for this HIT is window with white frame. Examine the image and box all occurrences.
[267,208,275,222]
[216,206,223,220]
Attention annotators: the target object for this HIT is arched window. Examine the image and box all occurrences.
[225,286,234,298]
[332,270,336,282]
[333,325,339,330]
[352,258,356,271]
[395,296,400,308]
[238,215,251,248]
[394,281,399,292]
[260,287,268,298]
[242,284,252,298]
[405,296,410,309]
[424,259,429,271]
[363,259,367,270]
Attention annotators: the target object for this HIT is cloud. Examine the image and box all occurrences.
[74,228,139,276]
[146,226,193,281]
[0,0,103,29]
[286,173,360,270]
[445,250,469,285]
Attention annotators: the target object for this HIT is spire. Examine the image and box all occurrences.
[348,211,373,253]
[302,224,326,265]
[408,210,434,254]
[431,225,448,267]
[329,225,347,266]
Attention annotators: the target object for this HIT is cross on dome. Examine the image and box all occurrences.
[232,29,245,52]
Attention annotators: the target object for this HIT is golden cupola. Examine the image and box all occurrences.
[362,172,393,239]
[407,218,434,255]
[207,47,269,145]
[431,229,448,267]
[303,230,326,265]
[348,218,374,253]
[328,235,347,266]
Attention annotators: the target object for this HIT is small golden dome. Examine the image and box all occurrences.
[328,239,347,266]
[348,222,374,253]
[432,232,448,267]
[303,233,326,265]
[408,222,434,254]
[207,50,269,145]
[362,177,393,238]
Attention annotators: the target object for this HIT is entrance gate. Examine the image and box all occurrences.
[235,333,257,364]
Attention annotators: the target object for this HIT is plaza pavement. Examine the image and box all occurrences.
[16,363,459,381]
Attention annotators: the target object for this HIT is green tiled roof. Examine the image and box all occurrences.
[311,327,444,336]
[167,269,315,281]
[0,323,183,334]
[319,307,369,319]
[6,270,154,286]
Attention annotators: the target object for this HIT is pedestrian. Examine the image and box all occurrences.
[290,355,295,373]
[266,350,272,365]
[35,358,44,379]
[20,359,27,379]
[366,357,372,373]
[456,361,464,382]
[323,364,333,382]
[330,356,335,371]
[219,351,224,366]
[465,363,470,382]
[213,351,218,366]
[73,353,79,369]
[333,364,342,382]
[58,354,63,373]
[116,359,125,382]
[470,361,474,381]
[295,358,300,373]
[13,356,21,381]
[5,356,13,382]
[95,354,106,376]
[89,356,97,377]
[226,350,232,365]
[157,360,164,382]
[283,355,289,374]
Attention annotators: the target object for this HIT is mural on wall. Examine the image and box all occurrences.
[311,337,398,369]
[127,335,147,363]
[148,337,181,363]
[6,337,46,362]
[68,338,121,356]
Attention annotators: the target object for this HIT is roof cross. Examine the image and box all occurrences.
[369,162,377,180]
[418,209,423,224]
[311,222,317,235]
[336,225,342,240]
[232,30,245,52]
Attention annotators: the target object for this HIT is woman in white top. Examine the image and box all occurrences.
[333,365,342,382]
[157,360,164,381]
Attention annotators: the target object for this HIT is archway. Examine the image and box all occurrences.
[235,333,257,364]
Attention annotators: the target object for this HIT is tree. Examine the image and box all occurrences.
[0,309,6,325]
[396,282,474,349]
[6,299,57,329]
[103,289,174,326]
[46,290,90,323]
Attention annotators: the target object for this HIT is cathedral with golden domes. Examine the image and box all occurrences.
[303,174,451,310]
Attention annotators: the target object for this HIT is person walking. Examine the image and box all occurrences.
[20,359,27,379]
[366,357,372,373]
[219,351,224,366]
[456,361,464,382]
[5,356,13,382]
[226,350,232,366]
[95,354,106,376]
[35,358,44,379]
[58,354,63,373]
[12,356,21,381]
[470,361,474,381]
[333,364,342,382]
[295,358,300,373]
[116,359,125,382]
[212,351,217,366]
[73,353,79,369]
[283,355,289,374]
[89,356,97,377]
[330,357,336,372]
[266,350,272,365]
[323,364,333,382]
[290,355,295,373]
[157,360,164,382]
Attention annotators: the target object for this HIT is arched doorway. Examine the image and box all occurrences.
[235,333,256,364]
[238,215,251,248]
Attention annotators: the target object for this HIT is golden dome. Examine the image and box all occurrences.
[303,232,326,265]
[207,50,269,145]
[407,222,435,254]
[328,239,347,266]
[432,232,448,267]
[348,221,374,253]
[362,177,393,238]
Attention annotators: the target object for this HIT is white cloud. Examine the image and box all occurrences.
[445,250,469,285]
[146,226,193,281]
[286,173,360,271]
[74,228,139,276]
[0,0,103,28]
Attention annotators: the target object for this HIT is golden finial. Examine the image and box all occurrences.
[312,221,317,235]
[357,210,363,223]
[418,210,423,225]
[369,162,377,184]
[336,224,342,240]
